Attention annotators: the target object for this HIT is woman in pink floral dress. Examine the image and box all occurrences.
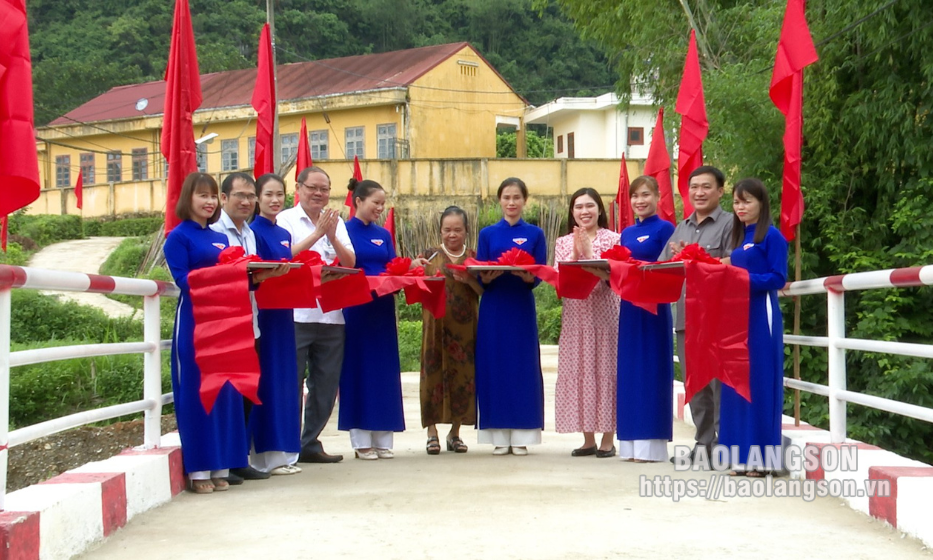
[554,188,621,458]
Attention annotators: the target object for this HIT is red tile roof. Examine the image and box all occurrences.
[49,42,505,127]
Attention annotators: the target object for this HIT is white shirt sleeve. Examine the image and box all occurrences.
[335,218,355,254]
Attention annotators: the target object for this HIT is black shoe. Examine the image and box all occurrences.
[223,472,244,485]
[571,445,597,457]
[670,446,698,464]
[229,466,271,480]
[297,451,344,464]
[596,446,616,458]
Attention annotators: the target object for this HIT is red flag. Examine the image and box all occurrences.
[0,0,41,222]
[675,30,708,220]
[252,23,276,179]
[770,0,818,241]
[294,116,312,206]
[161,0,203,236]
[643,108,676,225]
[344,155,362,218]
[385,207,397,252]
[614,153,634,232]
[75,170,83,210]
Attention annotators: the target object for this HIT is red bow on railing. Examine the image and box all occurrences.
[368,256,446,318]
[187,248,262,413]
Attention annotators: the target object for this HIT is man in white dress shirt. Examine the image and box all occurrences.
[277,166,356,463]
[209,172,272,481]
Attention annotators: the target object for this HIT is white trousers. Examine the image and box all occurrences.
[477,428,542,447]
[619,439,668,462]
[249,450,300,473]
[188,469,229,481]
[349,429,393,449]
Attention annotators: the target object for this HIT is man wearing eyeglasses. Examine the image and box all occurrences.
[277,166,356,464]
[210,172,272,482]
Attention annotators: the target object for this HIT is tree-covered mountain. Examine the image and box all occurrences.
[26,0,615,125]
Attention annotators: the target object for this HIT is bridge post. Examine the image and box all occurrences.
[142,295,163,449]
[0,288,11,510]
[827,289,847,442]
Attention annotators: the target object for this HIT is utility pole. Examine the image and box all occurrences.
[267,0,281,168]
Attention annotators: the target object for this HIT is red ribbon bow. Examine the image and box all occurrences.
[601,245,634,262]
[381,256,425,277]
[497,247,536,266]
[672,243,720,265]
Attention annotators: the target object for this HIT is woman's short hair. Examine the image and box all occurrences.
[440,206,469,232]
[175,172,220,224]
[347,178,384,208]
[497,177,528,199]
[629,175,660,197]
[566,187,608,234]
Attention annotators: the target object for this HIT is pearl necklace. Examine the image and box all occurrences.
[441,243,466,259]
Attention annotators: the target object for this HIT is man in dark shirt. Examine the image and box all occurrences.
[660,166,733,464]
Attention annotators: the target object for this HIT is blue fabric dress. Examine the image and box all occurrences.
[337,217,405,432]
[616,215,676,441]
[249,215,300,455]
[474,218,547,430]
[164,220,248,474]
[719,224,788,466]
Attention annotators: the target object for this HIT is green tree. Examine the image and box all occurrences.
[496,130,554,158]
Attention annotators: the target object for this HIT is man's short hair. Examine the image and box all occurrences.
[221,172,256,195]
[688,166,725,189]
[297,166,330,186]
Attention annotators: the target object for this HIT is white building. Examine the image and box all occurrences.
[524,91,657,160]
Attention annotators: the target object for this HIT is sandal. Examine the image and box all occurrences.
[210,478,230,491]
[189,479,214,494]
[728,470,746,477]
[426,436,441,455]
[446,436,468,453]
[746,470,766,478]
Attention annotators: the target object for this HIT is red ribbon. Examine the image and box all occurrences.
[366,257,447,318]
[187,246,262,413]
[315,266,373,312]
[255,250,321,309]
[447,248,559,289]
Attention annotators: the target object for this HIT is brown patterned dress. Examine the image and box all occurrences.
[420,247,479,427]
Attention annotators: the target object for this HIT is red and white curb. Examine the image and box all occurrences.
[0,433,184,560]
[672,380,933,547]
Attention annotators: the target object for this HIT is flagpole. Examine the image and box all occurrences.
[793,224,802,426]
[266,0,280,169]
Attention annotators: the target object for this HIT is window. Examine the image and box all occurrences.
[107,152,122,183]
[281,133,298,164]
[345,127,364,159]
[196,143,207,173]
[628,127,645,146]
[377,124,397,159]
[567,132,575,159]
[557,135,564,154]
[80,153,95,184]
[310,130,328,160]
[248,137,256,167]
[55,155,70,188]
[132,148,148,180]
[221,139,239,171]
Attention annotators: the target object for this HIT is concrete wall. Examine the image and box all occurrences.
[26,158,646,219]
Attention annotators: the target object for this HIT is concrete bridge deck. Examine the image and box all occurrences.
[76,349,930,560]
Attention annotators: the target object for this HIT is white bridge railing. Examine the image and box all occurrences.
[0,264,178,510]
[779,265,933,442]
[2,263,933,510]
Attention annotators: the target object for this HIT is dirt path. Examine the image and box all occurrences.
[28,237,138,318]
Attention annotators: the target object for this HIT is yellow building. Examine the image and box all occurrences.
[33,42,528,217]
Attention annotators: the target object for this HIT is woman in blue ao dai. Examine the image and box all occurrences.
[474,178,548,456]
[339,179,417,460]
[163,173,284,494]
[616,176,675,462]
[246,174,301,475]
[721,178,788,476]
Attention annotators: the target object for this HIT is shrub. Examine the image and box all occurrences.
[398,320,422,373]
[7,214,83,247]
[99,237,148,278]
[0,242,28,266]
[10,290,139,344]
[86,217,162,237]
[9,339,172,429]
